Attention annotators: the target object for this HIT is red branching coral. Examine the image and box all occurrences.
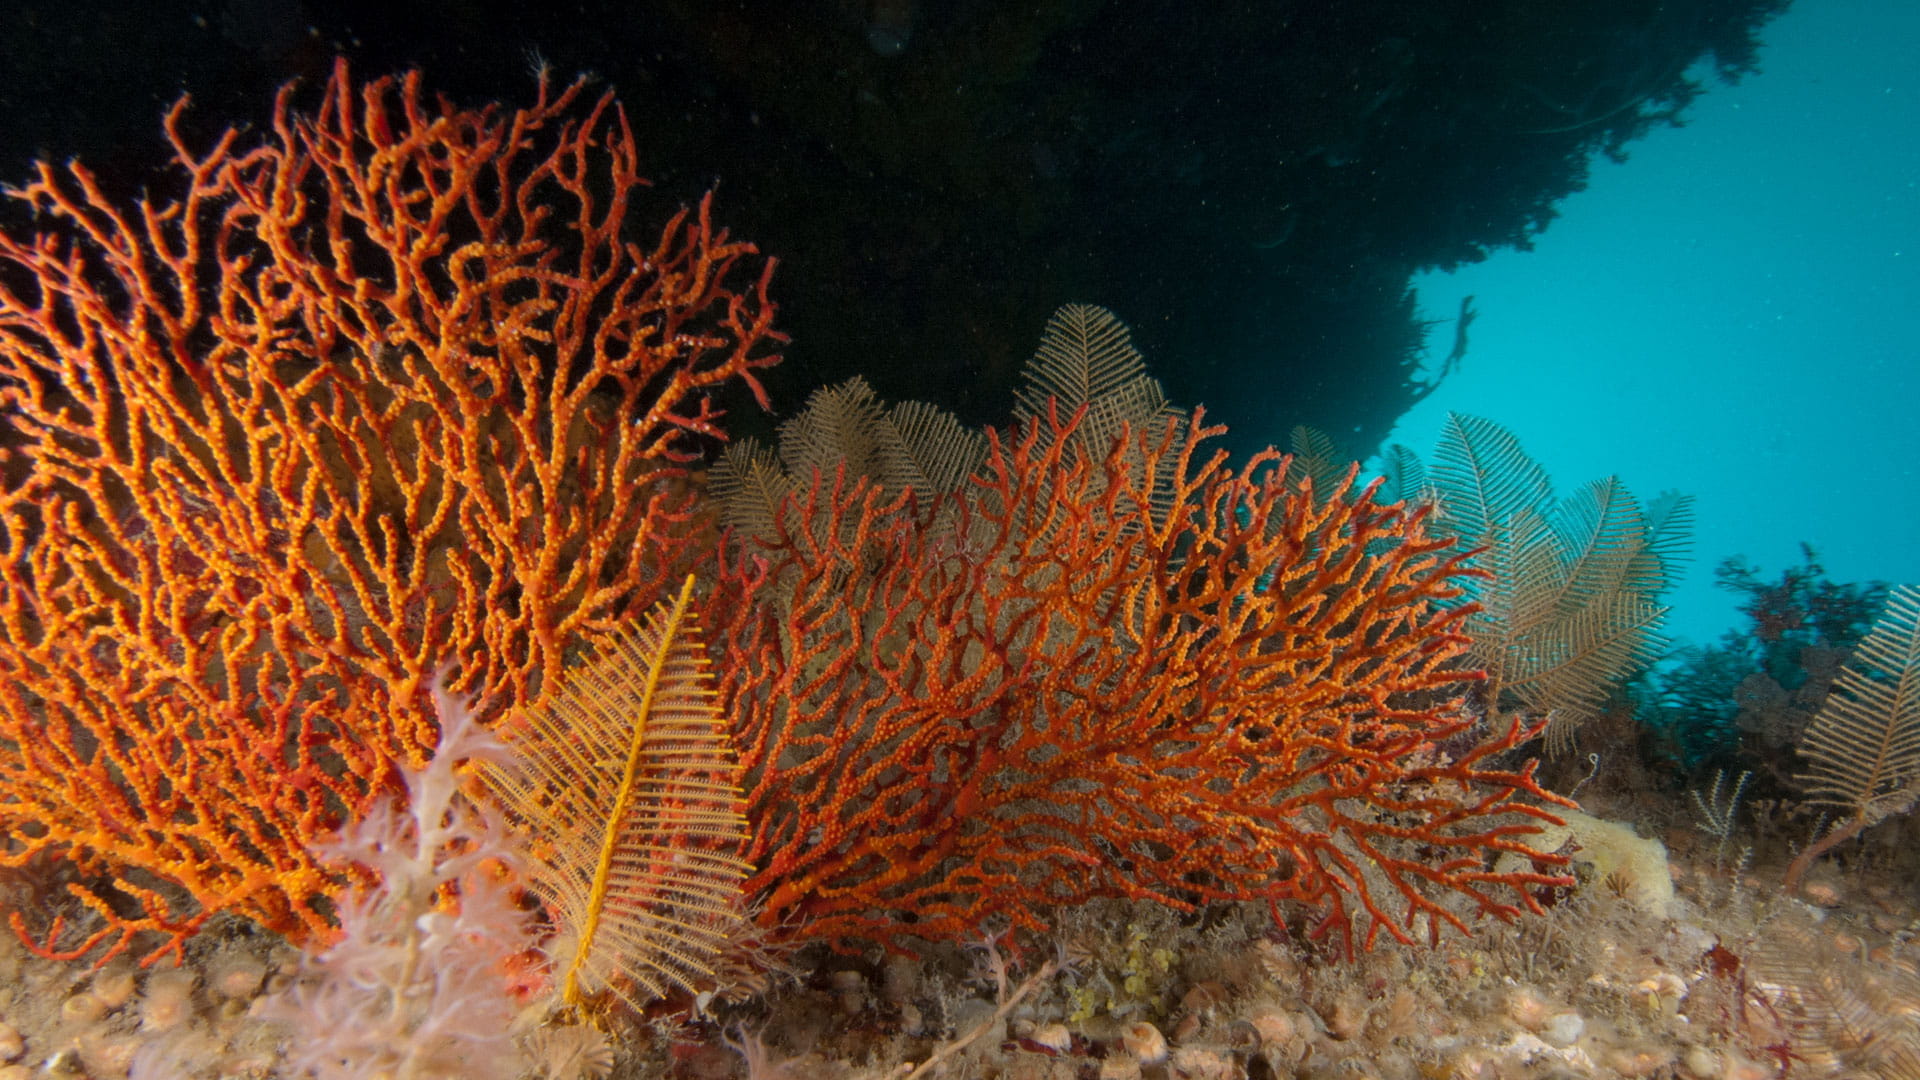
[711,406,1570,953]
[0,60,780,965]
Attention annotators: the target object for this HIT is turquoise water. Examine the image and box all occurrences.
[1385,0,1920,650]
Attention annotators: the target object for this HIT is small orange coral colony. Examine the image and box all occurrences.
[0,60,781,965]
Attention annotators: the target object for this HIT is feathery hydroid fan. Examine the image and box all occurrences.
[479,575,753,1011]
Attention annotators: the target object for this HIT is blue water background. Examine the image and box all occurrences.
[1381,0,1920,650]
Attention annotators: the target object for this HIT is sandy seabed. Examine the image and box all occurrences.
[1,790,1913,1080]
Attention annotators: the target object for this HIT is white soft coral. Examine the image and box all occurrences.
[260,676,539,1080]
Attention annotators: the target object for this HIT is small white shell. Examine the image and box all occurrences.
[1541,1011,1584,1048]
[1027,1022,1072,1054]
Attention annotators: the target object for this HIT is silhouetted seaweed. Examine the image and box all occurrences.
[1641,546,1888,786]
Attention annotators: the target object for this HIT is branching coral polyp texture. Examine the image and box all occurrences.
[0,60,781,964]
[712,407,1571,954]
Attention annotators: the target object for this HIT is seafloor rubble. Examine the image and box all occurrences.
[0,786,1912,1080]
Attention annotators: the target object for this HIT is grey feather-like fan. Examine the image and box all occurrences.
[1014,304,1182,526]
[1425,414,1689,753]
[1013,303,1175,456]
[1747,912,1920,1079]
[1278,425,1355,505]
[712,304,1177,540]
[711,377,985,541]
[1784,584,1920,892]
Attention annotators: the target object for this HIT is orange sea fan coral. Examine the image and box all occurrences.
[710,405,1571,954]
[0,60,781,964]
